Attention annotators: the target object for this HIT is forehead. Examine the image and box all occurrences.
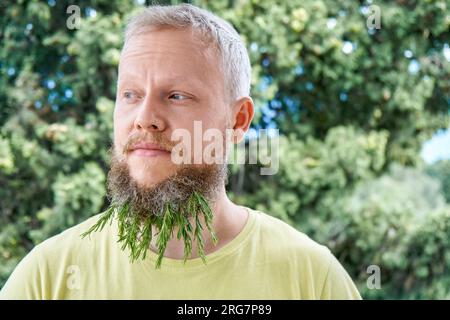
[119,28,221,84]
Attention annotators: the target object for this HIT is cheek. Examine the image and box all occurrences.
[181,119,229,163]
[113,108,133,147]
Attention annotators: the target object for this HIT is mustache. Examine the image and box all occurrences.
[122,133,178,154]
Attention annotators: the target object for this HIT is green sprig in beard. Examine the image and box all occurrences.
[81,151,228,269]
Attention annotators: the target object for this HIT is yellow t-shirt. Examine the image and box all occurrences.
[0,207,361,299]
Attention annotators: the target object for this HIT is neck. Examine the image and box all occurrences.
[148,184,248,261]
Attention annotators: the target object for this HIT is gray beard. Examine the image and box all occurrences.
[80,147,229,268]
[107,148,229,220]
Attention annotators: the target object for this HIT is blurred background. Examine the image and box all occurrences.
[0,0,449,299]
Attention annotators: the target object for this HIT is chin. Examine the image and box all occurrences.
[127,158,176,188]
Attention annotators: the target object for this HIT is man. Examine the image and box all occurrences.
[0,4,361,299]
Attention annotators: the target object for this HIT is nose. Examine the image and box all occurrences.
[133,96,166,132]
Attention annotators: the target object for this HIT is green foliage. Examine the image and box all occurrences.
[401,208,450,299]
[31,161,106,243]
[231,126,389,226]
[81,191,217,269]
[426,160,450,203]
[1,0,449,299]
[314,165,448,299]
[206,0,450,165]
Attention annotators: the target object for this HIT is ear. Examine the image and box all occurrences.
[230,96,254,144]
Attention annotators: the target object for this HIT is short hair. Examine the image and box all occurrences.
[124,3,251,101]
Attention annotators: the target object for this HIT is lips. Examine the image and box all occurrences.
[129,142,170,157]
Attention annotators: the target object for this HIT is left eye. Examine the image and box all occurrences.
[169,93,188,101]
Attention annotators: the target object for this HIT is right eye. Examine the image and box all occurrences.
[122,91,140,104]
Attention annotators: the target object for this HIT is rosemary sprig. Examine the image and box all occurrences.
[80,191,218,269]
[155,203,174,268]
[193,191,218,245]
[136,215,153,260]
[80,205,116,239]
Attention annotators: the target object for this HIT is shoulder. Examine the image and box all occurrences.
[250,208,332,262]
[36,213,110,259]
[248,208,361,299]
[0,213,109,299]
[14,212,114,279]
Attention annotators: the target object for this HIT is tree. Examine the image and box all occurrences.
[1,0,449,298]
[427,159,450,203]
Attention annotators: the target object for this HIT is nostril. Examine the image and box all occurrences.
[134,117,163,131]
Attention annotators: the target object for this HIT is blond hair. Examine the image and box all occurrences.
[124,3,251,101]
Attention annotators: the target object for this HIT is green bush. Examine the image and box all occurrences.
[1,0,449,298]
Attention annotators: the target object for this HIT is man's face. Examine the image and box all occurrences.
[114,28,230,188]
